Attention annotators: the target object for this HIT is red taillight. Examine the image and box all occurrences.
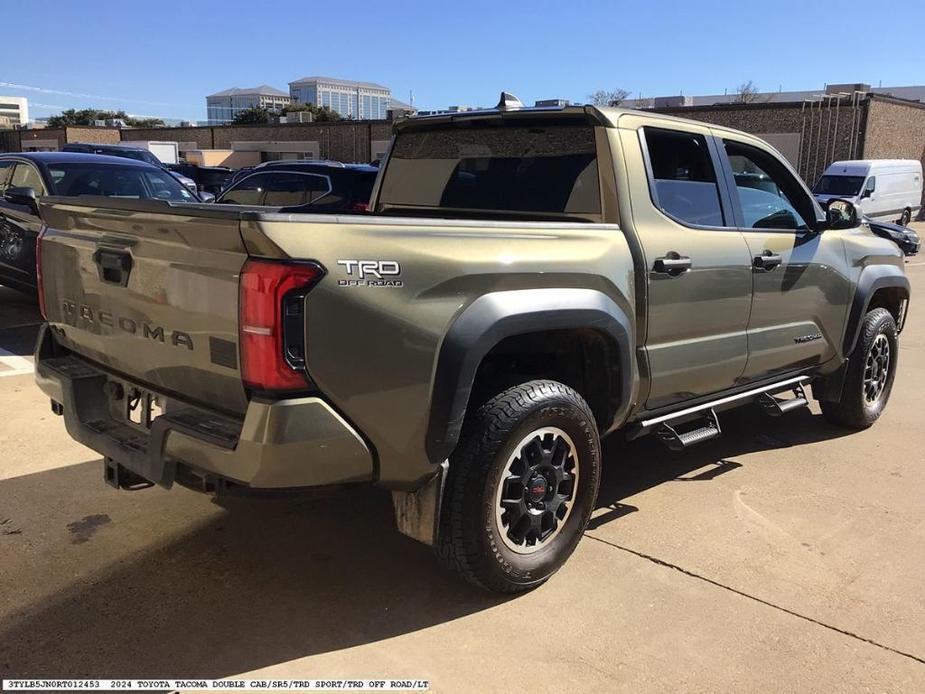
[350,201,369,212]
[239,259,324,392]
[36,225,47,319]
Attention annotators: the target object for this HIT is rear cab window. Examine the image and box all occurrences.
[378,123,601,220]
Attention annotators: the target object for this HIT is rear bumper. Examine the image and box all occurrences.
[35,326,374,491]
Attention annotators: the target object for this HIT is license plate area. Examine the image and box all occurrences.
[126,388,163,430]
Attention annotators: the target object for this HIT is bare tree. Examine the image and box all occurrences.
[733,80,767,104]
[588,88,631,107]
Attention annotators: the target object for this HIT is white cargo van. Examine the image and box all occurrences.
[119,140,180,166]
[813,159,922,226]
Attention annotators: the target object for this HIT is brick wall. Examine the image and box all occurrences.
[0,130,19,153]
[65,126,121,145]
[124,126,214,149]
[6,126,120,152]
[19,128,66,150]
[862,95,925,215]
[122,120,394,163]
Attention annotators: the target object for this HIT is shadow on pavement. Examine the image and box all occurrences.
[0,369,857,678]
[591,405,854,530]
[0,461,508,679]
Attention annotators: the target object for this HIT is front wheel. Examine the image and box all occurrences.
[821,308,898,429]
[436,380,601,593]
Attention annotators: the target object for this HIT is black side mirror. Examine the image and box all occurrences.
[3,186,38,213]
[860,188,873,200]
[822,198,859,230]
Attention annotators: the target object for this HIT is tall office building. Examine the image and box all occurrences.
[205,86,291,124]
[0,97,29,128]
[288,77,390,120]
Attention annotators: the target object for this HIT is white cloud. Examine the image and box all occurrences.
[0,81,171,107]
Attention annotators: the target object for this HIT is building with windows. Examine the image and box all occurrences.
[0,97,29,128]
[288,77,391,120]
[205,86,291,125]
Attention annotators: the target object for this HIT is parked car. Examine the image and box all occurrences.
[867,216,920,256]
[215,161,377,212]
[0,151,199,293]
[813,159,922,226]
[167,163,233,196]
[225,159,348,189]
[33,99,908,593]
[62,143,199,194]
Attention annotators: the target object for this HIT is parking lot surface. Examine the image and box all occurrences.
[1,227,924,692]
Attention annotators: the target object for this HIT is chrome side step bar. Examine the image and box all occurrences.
[655,408,722,451]
[757,383,809,417]
[632,375,812,440]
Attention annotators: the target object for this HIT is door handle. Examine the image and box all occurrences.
[652,253,691,276]
[753,251,782,271]
[93,248,133,286]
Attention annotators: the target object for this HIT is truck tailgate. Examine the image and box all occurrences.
[38,198,249,415]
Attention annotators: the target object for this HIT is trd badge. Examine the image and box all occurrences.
[337,260,403,287]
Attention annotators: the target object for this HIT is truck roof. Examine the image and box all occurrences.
[395,101,760,142]
[825,159,922,172]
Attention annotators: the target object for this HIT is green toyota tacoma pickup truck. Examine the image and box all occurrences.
[33,97,909,593]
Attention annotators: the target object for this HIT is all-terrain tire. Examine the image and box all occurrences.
[436,380,601,593]
[821,308,897,429]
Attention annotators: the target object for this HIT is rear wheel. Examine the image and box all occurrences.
[821,308,897,429]
[899,209,912,227]
[436,380,601,593]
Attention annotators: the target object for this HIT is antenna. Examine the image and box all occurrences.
[496,92,524,111]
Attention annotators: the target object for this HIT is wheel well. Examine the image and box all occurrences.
[868,286,906,325]
[467,328,622,430]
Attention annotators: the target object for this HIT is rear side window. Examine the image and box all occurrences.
[219,173,271,205]
[379,125,601,218]
[643,127,724,227]
[262,173,331,206]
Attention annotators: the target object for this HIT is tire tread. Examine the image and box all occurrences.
[821,308,896,429]
[436,380,597,593]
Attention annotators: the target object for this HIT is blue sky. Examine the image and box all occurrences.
[5,0,924,121]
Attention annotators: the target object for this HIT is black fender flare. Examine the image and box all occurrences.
[842,266,910,356]
[425,288,635,464]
